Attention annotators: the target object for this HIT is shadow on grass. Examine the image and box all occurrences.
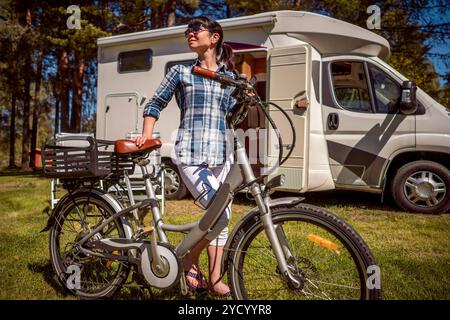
[27,260,227,300]
[0,167,44,177]
[297,190,394,211]
[227,189,396,211]
[27,260,72,298]
[113,270,230,300]
[188,188,449,214]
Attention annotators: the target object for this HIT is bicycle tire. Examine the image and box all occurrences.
[49,191,130,299]
[227,203,382,300]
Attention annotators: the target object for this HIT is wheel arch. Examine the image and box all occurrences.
[161,156,174,164]
[382,150,450,201]
[162,157,189,200]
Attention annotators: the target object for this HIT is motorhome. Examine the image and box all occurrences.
[96,10,450,214]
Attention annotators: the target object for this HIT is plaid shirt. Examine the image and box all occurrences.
[143,60,236,166]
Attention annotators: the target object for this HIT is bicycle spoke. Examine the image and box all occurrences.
[230,211,369,300]
[51,195,128,298]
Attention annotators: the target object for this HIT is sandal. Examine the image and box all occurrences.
[208,289,231,297]
[208,282,231,297]
[184,270,208,292]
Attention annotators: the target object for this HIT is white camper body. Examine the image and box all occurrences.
[96,11,450,214]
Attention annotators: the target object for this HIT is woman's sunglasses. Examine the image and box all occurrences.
[184,23,209,38]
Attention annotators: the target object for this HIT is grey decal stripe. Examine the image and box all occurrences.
[327,140,387,186]
[326,111,407,186]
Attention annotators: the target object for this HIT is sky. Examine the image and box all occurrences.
[420,2,449,84]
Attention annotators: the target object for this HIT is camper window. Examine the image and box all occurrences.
[368,64,401,114]
[118,49,153,73]
[331,61,372,113]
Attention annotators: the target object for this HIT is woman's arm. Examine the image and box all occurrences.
[133,65,180,147]
[134,116,157,147]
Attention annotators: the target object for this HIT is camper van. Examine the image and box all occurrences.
[96,10,450,214]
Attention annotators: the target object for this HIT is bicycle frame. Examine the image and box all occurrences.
[71,126,301,292]
[47,66,380,299]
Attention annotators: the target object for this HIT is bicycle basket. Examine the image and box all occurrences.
[110,152,135,177]
[42,136,114,178]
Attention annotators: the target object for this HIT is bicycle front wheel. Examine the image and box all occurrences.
[227,204,382,300]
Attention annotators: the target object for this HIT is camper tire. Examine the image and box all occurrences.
[391,160,450,214]
[163,160,188,200]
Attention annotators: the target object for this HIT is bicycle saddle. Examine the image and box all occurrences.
[114,139,162,155]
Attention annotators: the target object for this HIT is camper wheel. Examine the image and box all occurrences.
[163,160,188,200]
[391,160,450,214]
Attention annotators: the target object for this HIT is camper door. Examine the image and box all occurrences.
[266,45,310,192]
[103,93,140,141]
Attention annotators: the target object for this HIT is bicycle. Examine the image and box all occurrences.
[41,66,382,300]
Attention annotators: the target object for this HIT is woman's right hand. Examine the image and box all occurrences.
[135,116,157,147]
[133,135,151,148]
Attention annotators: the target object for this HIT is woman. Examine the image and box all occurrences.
[134,16,237,296]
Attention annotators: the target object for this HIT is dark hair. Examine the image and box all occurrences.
[187,16,235,71]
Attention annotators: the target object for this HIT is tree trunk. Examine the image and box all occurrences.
[71,56,85,132]
[151,5,164,29]
[8,94,17,168]
[30,48,43,168]
[54,99,60,136]
[226,4,231,18]
[166,0,176,27]
[59,49,71,132]
[21,53,32,170]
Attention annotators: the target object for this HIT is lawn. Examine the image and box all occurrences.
[0,173,449,300]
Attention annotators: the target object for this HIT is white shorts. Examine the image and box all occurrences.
[177,154,233,246]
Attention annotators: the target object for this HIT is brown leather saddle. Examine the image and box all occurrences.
[114,139,162,156]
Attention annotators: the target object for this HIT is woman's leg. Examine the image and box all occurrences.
[206,157,233,295]
[207,242,230,295]
[177,164,224,290]
[183,238,209,289]
[178,157,233,294]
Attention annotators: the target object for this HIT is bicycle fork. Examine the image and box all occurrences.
[236,144,302,290]
[252,187,302,289]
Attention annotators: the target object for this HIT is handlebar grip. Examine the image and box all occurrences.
[192,66,218,80]
[192,65,251,91]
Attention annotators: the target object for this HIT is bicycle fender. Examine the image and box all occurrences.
[41,188,133,239]
[41,191,74,232]
[221,196,305,274]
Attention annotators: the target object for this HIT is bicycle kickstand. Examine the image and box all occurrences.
[180,274,189,296]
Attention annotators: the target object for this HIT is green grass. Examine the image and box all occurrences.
[0,175,449,300]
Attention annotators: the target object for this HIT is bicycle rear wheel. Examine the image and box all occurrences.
[227,204,382,300]
[49,191,130,299]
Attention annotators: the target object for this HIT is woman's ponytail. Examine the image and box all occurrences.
[219,43,235,71]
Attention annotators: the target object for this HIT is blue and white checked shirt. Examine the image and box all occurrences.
[143,60,237,166]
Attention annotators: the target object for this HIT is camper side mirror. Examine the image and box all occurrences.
[399,81,418,115]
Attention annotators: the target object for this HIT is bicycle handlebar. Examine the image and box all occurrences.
[191,66,252,90]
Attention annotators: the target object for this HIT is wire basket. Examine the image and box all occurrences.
[41,136,134,179]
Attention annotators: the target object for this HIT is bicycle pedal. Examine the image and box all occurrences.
[143,226,154,234]
[136,226,154,239]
